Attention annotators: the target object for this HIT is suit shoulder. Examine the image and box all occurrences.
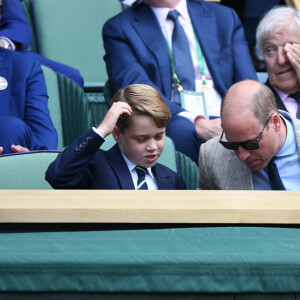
[104,3,146,26]
[0,48,39,70]
[189,0,237,18]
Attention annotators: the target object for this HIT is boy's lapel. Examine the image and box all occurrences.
[107,144,135,189]
[152,164,170,189]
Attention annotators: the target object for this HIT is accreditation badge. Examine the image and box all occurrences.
[180,90,208,119]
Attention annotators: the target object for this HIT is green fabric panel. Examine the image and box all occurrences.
[42,66,64,150]
[56,73,91,147]
[0,292,235,299]
[21,0,38,52]
[86,92,109,127]
[0,151,58,189]
[237,295,295,300]
[101,135,177,172]
[0,293,296,299]
[33,0,122,86]
[176,151,199,190]
[1,227,300,292]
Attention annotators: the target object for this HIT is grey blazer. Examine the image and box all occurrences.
[198,111,300,190]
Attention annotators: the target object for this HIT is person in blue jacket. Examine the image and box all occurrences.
[103,0,257,163]
[0,0,83,87]
[0,47,58,154]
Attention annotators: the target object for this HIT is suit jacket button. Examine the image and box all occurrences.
[87,136,92,141]
[75,146,81,151]
[80,143,85,148]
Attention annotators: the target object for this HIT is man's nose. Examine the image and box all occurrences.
[234,146,251,162]
[277,47,288,65]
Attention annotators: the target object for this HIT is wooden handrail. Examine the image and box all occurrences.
[0,190,300,224]
[286,0,300,10]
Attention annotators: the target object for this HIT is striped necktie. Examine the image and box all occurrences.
[268,157,286,190]
[135,166,148,190]
[289,92,300,119]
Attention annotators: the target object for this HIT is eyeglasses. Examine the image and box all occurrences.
[219,116,271,151]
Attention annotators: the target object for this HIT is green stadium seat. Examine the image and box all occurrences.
[0,151,59,189]
[42,66,91,149]
[33,0,122,87]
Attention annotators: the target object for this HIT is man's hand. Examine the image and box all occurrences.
[194,117,222,142]
[285,43,300,81]
[97,102,132,137]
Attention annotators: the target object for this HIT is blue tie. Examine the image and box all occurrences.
[268,157,286,190]
[135,166,148,190]
[167,10,195,104]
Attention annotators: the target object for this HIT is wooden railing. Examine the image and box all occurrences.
[0,190,300,224]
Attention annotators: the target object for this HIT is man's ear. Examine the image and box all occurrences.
[112,126,121,143]
[271,113,281,132]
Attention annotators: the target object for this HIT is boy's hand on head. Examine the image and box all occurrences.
[97,102,132,137]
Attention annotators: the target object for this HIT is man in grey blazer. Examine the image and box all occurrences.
[198,80,300,190]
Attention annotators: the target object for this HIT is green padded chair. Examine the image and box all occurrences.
[33,0,122,88]
[42,66,91,150]
[0,151,59,189]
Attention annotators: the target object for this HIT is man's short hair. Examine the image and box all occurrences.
[221,81,278,126]
[250,84,278,126]
[110,84,171,132]
[256,6,300,53]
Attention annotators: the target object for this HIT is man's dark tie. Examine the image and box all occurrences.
[135,166,148,190]
[268,157,286,190]
[289,92,300,119]
[167,10,195,104]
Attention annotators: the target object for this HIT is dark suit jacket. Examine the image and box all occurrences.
[0,0,32,50]
[103,0,257,115]
[0,0,84,87]
[46,129,186,190]
[0,47,58,150]
[265,79,289,112]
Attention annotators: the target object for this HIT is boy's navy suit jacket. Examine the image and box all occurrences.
[46,129,186,190]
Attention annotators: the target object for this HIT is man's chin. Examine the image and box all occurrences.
[245,160,266,172]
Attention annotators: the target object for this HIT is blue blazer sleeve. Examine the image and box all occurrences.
[0,0,33,50]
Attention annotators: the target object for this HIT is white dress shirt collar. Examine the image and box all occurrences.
[121,152,155,179]
[150,0,190,26]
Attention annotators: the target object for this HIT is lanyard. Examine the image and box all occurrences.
[165,30,207,93]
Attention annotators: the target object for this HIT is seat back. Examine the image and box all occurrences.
[42,65,92,150]
[101,135,177,172]
[33,0,122,87]
[0,151,60,189]
[42,65,64,150]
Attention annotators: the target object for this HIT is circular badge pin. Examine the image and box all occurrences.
[0,77,8,90]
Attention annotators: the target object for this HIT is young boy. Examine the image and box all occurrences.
[46,84,186,190]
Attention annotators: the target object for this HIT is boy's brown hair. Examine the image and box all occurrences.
[110,84,171,132]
